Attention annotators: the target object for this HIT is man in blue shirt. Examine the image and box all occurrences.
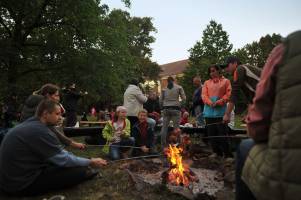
[0,99,107,196]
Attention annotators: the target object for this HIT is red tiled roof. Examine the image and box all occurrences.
[159,59,189,77]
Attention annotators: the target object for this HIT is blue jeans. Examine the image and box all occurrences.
[0,128,9,145]
[160,109,181,148]
[147,117,156,131]
[236,139,256,200]
[109,137,135,160]
[194,105,205,127]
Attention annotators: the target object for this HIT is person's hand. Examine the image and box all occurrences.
[70,141,86,150]
[223,113,230,124]
[110,136,118,143]
[141,145,149,153]
[90,158,107,168]
[214,99,224,106]
[84,91,88,95]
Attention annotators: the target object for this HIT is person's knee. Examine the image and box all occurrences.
[110,152,120,160]
[109,148,120,160]
[128,137,135,145]
[238,139,255,160]
[147,118,156,129]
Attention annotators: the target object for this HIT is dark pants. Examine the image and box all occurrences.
[205,118,232,157]
[15,166,97,196]
[127,116,138,127]
[65,111,77,127]
[236,139,256,200]
[0,128,9,145]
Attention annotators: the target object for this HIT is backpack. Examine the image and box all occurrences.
[240,64,261,93]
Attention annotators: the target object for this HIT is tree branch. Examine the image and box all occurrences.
[0,16,12,37]
[22,0,51,42]
[20,66,62,76]
[23,42,45,47]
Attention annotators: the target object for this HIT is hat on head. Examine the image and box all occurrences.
[220,56,241,69]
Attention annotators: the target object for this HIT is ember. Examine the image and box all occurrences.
[163,145,198,187]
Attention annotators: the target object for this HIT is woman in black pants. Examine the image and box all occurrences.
[201,65,233,157]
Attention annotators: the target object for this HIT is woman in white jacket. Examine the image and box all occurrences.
[123,79,147,127]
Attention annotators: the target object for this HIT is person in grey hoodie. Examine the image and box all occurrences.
[160,76,186,148]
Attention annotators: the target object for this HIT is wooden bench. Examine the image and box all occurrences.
[64,126,246,137]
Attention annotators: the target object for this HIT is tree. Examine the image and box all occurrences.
[0,0,160,110]
[180,20,233,106]
[233,33,282,68]
[0,0,107,99]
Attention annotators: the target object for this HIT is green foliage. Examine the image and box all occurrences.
[0,0,160,108]
[233,33,282,68]
[180,20,232,106]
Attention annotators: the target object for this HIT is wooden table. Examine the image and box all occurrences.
[79,121,107,127]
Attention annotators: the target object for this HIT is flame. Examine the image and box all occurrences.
[165,145,190,186]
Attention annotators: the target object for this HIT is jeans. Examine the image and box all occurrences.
[236,139,256,200]
[160,109,181,148]
[194,105,205,127]
[109,137,135,160]
[147,117,156,130]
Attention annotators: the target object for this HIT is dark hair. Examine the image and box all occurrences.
[129,79,139,86]
[226,56,241,65]
[167,76,174,89]
[207,65,221,77]
[36,99,60,117]
[167,76,174,82]
[39,84,60,96]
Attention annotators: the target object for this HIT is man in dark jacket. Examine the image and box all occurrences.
[132,109,155,156]
[143,91,161,123]
[63,83,87,127]
[192,76,204,126]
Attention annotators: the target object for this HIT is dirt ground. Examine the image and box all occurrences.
[0,137,236,200]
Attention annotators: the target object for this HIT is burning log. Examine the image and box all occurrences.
[162,145,199,187]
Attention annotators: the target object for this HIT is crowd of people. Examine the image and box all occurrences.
[0,30,300,199]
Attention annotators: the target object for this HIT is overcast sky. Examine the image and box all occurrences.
[102,0,301,64]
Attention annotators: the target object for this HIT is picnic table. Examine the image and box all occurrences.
[79,121,107,127]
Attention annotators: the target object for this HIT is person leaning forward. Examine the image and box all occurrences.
[236,31,301,200]
[220,57,261,124]
[0,99,107,196]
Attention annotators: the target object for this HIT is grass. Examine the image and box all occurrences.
[0,137,188,200]
[1,115,242,200]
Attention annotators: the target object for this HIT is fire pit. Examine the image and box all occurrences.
[120,144,226,199]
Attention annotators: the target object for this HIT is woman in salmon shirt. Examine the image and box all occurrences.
[202,65,233,158]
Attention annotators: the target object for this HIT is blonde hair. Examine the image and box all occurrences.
[138,109,148,116]
[116,106,127,112]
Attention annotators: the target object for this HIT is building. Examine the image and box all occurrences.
[159,59,189,90]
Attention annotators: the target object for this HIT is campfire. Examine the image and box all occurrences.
[162,145,198,187]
